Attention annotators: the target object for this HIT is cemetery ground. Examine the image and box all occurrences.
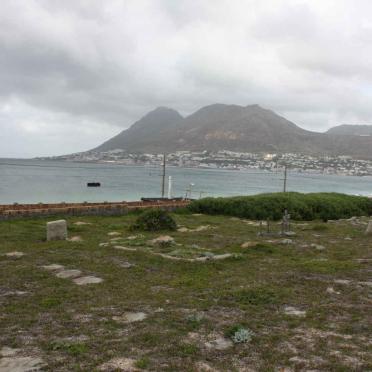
[0,212,371,371]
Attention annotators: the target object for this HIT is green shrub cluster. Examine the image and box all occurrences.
[130,208,177,231]
[188,192,372,221]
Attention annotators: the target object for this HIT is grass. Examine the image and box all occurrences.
[0,212,371,371]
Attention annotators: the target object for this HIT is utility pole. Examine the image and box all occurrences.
[283,164,287,193]
[161,154,166,198]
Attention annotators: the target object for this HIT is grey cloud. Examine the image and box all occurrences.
[1,0,372,157]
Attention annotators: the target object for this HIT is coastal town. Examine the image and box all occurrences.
[47,150,372,176]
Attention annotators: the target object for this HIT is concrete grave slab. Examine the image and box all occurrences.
[47,220,67,241]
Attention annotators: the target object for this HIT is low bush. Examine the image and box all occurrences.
[130,208,177,231]
[188,192,372,221]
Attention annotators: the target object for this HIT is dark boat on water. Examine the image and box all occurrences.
[87,182,101,187]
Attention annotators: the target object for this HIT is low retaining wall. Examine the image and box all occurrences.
[0,200,190,221]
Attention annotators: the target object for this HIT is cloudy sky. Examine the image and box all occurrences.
[1,0,372,157]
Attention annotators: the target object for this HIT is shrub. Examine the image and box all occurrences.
[130,209,177,231]
[188,192,372,221]
[225,325,254,343]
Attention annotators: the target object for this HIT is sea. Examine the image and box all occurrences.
[0,159,372,204]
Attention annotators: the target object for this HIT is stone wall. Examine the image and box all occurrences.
[0,200,190,221]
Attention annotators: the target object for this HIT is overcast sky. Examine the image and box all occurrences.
[1,0,372,157]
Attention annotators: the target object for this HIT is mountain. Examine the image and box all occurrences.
[326,124,372,136]
[95,107,184,153]
[93,104,372,159]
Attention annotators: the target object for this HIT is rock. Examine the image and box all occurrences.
[0,356,45,372]
[113,312,147,323]
[99,242,109,247]
[42,264,64,271]
[68,236,83,242]
[283,306,306,317]
[365,220,372,235]
[98,357,138,371]
[110,237,122,242]
[73,276,103,285]
[74,221,91,226]
[116,261,134,268]
[326,287,340,295]
[334,279,351,285]
[149,235,175,246]
[283,231,296,236]
[114,246,137,251]
[195,361,219,371]
[344,236,352,241]
[212,253,233,260]
[108,232,121,236]
[55,269,82,279]
[241,241,258,248]
[280,239,293,245]
[46,219,67,241]
[194,225,213,232]
[5,251,24,258]
[177,227,189,232]
[126,235,139,240]
[310,243,325,250]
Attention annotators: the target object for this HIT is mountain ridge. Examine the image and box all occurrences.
[93,104,372,159]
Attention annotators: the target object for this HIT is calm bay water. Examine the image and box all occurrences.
[0,159,372,204]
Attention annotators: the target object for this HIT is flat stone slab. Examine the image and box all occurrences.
[113,311,147,323]
[74,221,92,225]
[108,232,121,236]
[73,276,103,285]
[5,251,24,258]
[0,356,45,372]
[114,246,137,251]
[334,279,351,285]
[149,235,175,245]
[42,264,64,271]
[283,306,306,317]
[99,242,109,247]
[47,219,67,241]
[55,269,82,279]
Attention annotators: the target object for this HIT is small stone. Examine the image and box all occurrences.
[74,221,92,226]
[177,227,189,232]
[241,241,258,248]
[68,236,83,242]
[42,264,64,271]
[283,306,306,317]
[344,237,352,241]
[99,242,109,247]
[283,231,296,236]
[149,235,175,245]
[212,253,233,260]
[110,237,122,242]
[5,251,24,258]
[108,232,121,236]
[310,243,325,250]
[365,220,372,235]
[126,235,138,240]
[114,245,137,251]
[112,312,147,323]
[280,239,293,245]
[55,269,82,279]
[334,279,351,285]
[326,287,341,295]
[73,276,103,285]
[47,219,67,241]
[117,261,134,268]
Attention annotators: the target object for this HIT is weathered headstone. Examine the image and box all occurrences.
[47,220,67,241]
[365,220,372,235]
